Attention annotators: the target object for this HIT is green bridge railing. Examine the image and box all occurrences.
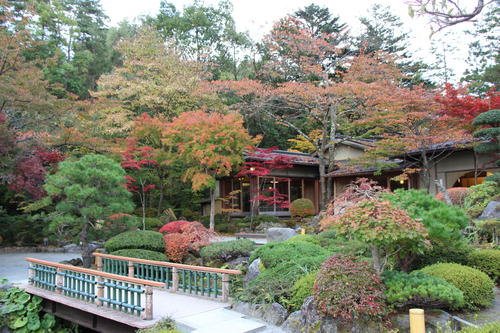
[93,252,242,301]
[26,257,164,320]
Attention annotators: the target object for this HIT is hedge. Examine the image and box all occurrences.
[110,249,168,261]
[249,241,330,269]
[419,263,494,310]
[466,249,500,284]
[200,239,256,262]
[382,271,464,310]
[105,230,165,253]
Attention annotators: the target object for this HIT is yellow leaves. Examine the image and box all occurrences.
[288,130,322,154]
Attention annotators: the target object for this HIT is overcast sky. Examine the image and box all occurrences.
[100,0,475,82]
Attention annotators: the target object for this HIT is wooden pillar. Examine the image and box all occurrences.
[96,276,104,306]
[172,267,179,292]
[409,309,425,333]
[56,268,63,294]
[222,273,230,302]
[28,263,34,285]
[143,287,153,320]
[95,255,103,272]
[128,261,134,278]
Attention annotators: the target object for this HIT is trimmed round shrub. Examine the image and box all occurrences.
[290,198,315,218]
[382,271,464,310]
[458,322,500,333]
[144,217,163,231]
[419,263,495,310]
[409,240,473,270]
[200,239,256,262]
[249,241,330,269]
[467,249,500,284]
[286,234,321,246]
[241,255,328,306]
[290,271,318,311]
[313,254,387,321]
[111,249,168,261]
[105,230,165,253]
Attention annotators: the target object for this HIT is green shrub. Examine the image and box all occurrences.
[249,241,330,269]
[240,255,328,307]
[382,189,469,244]
[466,249,500,284]
[110,249,168,261]
[241,215,279,225]
[313,254,387,321]
[458,322,500,333]
[290,271,318,311]
[286,234,321,246]
[144,217,163,231]
[419,263,494,310]
[382,271,465,310]
[464,181,500,218]
[476,218,500,244]
[290,198,315,218]
[105,230,165,253]
[409,240,473,270]
[200,239,256,262]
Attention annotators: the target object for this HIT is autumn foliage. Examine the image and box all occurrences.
[161,221,216,262]
[436,187,471,206]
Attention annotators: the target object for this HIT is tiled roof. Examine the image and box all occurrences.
[326,159,417,178]
[245,149,319,166]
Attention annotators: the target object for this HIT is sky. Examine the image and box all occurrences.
[100,0,476,81]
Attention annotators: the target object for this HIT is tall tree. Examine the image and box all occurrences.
[163,110,258,230]
[94,27,207,120]
[44,154,134,267]
[472,109,500,183]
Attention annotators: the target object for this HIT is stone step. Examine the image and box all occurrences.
[177,308,267,333]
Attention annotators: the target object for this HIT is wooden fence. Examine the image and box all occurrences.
[93,252,241,301]
[26,257,164,320]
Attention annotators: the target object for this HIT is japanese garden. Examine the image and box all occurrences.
[0,0,499,332]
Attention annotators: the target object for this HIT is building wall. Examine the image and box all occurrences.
[421,150,499,194]
[333,144,366,161]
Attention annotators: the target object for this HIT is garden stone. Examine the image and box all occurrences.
[227,256,249,269]
[60,258,83,266]
[62,243,80,253]
[0,282,13,291]
[267,228,296,242]
[281,311,303,333]
[425,309,453,332]
[255,222,287,232]
[245,258,261,283]
[281,296,338,333]
[1,325,13,333]
[260,303,289,326]
[478,201,500,220]
[390,313,410,332]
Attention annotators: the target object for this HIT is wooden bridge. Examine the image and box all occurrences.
[21,253,265,333]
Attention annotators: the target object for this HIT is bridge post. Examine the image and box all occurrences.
[56,268,63,294]
[172,267,179,292]
[95,255,103,271]
[222,273,229,302]
[128,261,134,278]
[28,263,34,285]
[96,276,104,306]
[143,287,153,320]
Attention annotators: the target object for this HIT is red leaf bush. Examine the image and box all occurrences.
[159,220,191,234]
[161,221,217,262]
[436,187,471,206]
[313,254,388,322]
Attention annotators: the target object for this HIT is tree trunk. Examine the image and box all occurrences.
[157,173,165,217]
[370,246,383,276]
[209,187,216,231]
[421,151,431,192]
[435,179,452,205]
[318,156,327,210]
[80,221,92,268]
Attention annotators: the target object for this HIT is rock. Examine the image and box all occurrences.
[0,283,13,291]
[281,311,304,333]
[1,325,13,333]
[266,228,297,242]
[60,258,83,266]
[232,301,288,327]
[255,222,288,232]
[261,303,289,326]
[227,256,249,269]
[63,243,80,253]
[245,258,261,283]
[478,201,500,220]
[390,313,410,332]
[425,309,453,332]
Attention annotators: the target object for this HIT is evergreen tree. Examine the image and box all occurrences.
[44,154,134,267]
[473,109,500,183]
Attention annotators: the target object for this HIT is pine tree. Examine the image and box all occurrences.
[44,154,134,267]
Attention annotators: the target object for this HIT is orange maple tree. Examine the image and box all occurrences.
[163,110,259,230]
